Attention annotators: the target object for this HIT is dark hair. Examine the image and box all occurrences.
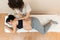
[8,0,24,10]
[6,15,16,23]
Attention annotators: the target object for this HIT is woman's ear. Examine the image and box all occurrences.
[8,22,12,25]
[8,20,13,25]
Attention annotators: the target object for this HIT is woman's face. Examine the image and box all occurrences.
[8,18,18,26]
[12,18,18,25]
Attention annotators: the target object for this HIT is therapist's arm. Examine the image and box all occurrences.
[24,12,30,19]
[22,11,31,20]
[18,12,31,20]
[17,13,23,18]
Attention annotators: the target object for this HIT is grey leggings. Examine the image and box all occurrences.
[31,17,51,34]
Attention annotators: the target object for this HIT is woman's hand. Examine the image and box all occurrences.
[5,25,13,33]
[11,21,17,33]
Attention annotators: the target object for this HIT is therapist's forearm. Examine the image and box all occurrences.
[18,12,30,20]
[19,14,30,20]
[17,13,23,17]
[23,12,30,19]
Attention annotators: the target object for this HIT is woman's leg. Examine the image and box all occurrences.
[31,17,58,34]
[44,20,58,33]
[31,17,44,34]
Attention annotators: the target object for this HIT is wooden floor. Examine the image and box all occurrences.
[0,13,60,40]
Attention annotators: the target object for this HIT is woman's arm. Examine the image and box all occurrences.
[12,25,17,33]
[5,24,17,33]
[12,21,17,33]
[5,25,13,33]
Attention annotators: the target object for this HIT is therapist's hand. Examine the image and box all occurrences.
[23,17,31,20]
[18,16,28,20]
